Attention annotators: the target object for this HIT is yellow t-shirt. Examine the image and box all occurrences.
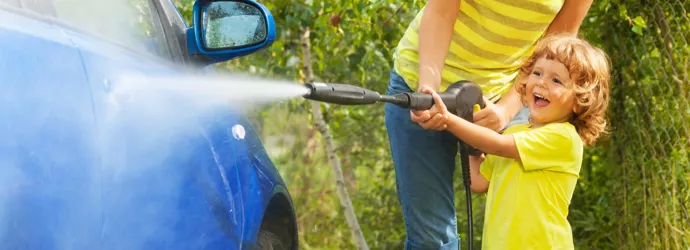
[393,0,564,101]
[479,122,583,249]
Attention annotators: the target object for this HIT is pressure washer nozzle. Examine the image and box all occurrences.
[303,82,413,107]
[302,82,383,105]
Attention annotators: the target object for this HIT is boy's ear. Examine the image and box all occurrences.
[515,82,529,107]
[572,103,583,115]
[521,96,529,107]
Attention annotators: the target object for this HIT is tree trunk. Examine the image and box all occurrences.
[299,27,370,250]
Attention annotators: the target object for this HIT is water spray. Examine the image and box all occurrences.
[302,80,485,250]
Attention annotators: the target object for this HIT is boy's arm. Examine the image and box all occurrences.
[447,115,520,160]
[423,89,521,160]
[470,155,489,193]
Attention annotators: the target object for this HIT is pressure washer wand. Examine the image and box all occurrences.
[303,82,483,112]
[303,81,485,250]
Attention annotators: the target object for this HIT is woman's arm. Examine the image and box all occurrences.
[410,0,462,125]
[475,85,521,131]
[417,0,461,92]
[545,0,594,35]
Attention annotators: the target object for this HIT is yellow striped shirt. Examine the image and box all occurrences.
[393,0,564,101]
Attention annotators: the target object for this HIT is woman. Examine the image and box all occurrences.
[383,1,593,249]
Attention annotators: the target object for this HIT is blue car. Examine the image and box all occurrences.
[0,0,297,249]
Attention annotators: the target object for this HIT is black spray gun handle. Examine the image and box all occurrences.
[405,80,486,156]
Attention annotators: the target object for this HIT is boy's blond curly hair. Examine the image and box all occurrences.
[515,33,611,147]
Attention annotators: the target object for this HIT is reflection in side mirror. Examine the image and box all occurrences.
[201,1,268,50]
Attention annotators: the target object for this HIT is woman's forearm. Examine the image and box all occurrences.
[545,0,593,35]
[495,83,523,122]
[417,0,461,92]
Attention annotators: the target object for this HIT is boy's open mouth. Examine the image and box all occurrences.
[534,93,550,108]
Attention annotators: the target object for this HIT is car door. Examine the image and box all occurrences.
[151,1,270,246]
[151,0,281,246]
[0,3,102,249]
[49,0,253,248]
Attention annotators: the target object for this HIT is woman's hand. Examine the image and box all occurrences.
[411,86,450,131]
[473,96,509,132]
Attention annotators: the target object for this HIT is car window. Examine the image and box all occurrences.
[156,0,191,63]
[54,0,172,59]
[0,0,173,60]
[0,0,20,8]
[0,0,48,13]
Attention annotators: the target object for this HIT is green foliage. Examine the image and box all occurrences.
[573,0,690,249]
[175,0,690,249]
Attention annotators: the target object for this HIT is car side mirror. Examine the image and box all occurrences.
[187,0,276,65]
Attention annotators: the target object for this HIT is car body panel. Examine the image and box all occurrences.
[0,9,102,249]
[0,1,295,249]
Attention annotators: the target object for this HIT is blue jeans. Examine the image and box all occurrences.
[384,70,529,250]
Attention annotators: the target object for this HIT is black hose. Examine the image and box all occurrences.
[459,142,473,250]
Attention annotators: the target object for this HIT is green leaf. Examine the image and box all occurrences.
[633,15,647,28]
[632,25,643,35]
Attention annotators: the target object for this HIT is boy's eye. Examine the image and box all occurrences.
[532,71,541,76]
[552,78,561,84]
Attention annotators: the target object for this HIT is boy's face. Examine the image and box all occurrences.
[525,57,577,125]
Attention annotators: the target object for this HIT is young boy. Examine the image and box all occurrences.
[416,34,611,249]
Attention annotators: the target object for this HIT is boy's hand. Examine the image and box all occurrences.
[469,154,489,193]
[469,154,484,165]
[412,86,450,131]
